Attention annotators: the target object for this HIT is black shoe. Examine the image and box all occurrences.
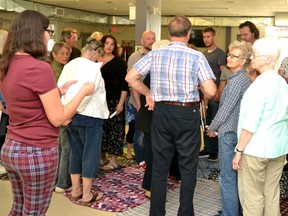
[199,149,210,158]
[208,153,218,162]
[213,210,222,216]
[283,163,288,172]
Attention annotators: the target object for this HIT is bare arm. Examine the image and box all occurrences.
[0,100,8,115]
[200,79,217,100]
[58,80,78,96]
[131,88,141,111]
[116,90,128,115]
[232,129,253,170]
[39,82,95,127]
[126,68,154,110]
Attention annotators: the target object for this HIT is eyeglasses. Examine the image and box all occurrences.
[45,29,55,37]
[251,53,267,58]
[227,53,240,59]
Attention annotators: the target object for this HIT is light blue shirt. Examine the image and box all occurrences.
[238,70,288,158]
[133,42,215,102]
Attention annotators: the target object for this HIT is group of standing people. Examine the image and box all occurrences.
[1,9,288,216]
[0,9,129,215]
[203,21,288,216]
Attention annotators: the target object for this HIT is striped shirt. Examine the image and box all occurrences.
[133,42,215,102]
[209,69,251,137]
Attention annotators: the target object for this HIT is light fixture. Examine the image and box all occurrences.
[129,3,136,20]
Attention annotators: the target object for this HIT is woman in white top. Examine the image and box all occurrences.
[58,37,109,205]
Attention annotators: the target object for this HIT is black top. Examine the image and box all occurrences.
[135,74,153,134]
[100,56,129,100]
[69,47,81,62]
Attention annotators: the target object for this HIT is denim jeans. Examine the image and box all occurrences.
[218,132,241,216]
[67,115,103,178]
[133,128,144,164]
[55,126,71,189]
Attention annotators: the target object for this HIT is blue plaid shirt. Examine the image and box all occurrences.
[133,42,215,102]
[209,69,251,137]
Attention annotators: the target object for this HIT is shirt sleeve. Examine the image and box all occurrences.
[239,81,265,133]
[209,81,242,131]
[30,62,57,95]
[197,54,216,85]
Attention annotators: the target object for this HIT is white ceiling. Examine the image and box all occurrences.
[26,0,288,17]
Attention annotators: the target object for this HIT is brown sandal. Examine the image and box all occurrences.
[101,161,118,171]
[79,191,104,206]
[69,193,83,201]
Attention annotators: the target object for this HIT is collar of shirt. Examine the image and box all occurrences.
[170,41,187,47]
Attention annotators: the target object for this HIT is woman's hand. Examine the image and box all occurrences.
[115,103,124,115]
[80,82,95,96]
[0,101,8,115]
[232,152,242,170]
[59,80,78,96]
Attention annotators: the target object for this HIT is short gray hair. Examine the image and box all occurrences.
[83,37,104,56]
[229,40,253,68]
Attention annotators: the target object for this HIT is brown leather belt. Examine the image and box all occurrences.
[160,101,200,108]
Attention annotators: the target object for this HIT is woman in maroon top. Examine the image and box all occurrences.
[0,10,94,215]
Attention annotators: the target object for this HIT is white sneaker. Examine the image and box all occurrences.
[54,186,72,193]
[0,164,7,175]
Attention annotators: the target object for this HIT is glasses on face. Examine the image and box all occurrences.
[251,53,267,59]
[45,29,55,37]
[227,53,240,59]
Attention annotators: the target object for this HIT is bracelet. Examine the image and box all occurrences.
[236,148,243,153]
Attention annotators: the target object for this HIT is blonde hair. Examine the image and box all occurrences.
[152,40,170,50]
[90,31,104,41]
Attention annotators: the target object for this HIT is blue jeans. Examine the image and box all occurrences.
[67,115,103,178]
[218,132,241,216]
[56,126,71,189]
[133,128,144,164]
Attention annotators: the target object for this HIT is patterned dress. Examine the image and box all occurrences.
[100,56,129,156]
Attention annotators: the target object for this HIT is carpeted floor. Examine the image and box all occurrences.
[64,162,180,213]
[115,178,221,216]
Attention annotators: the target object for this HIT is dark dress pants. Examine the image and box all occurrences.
[149,103,201,216]
[142,132,153,190]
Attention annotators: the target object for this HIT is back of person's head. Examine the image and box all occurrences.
[50,42,71,61]
[253,38,280,64]
[100,34,119,57]
[83,37,104,56]
[0,10,50,78]
[229,40,252,68]
[239,21,260,40]
[0,29,8,55]
[152,40,170,50]
[61,28,77,42]
[168,16,191,37]
[202,27,216,36]
[90,31,104,41]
